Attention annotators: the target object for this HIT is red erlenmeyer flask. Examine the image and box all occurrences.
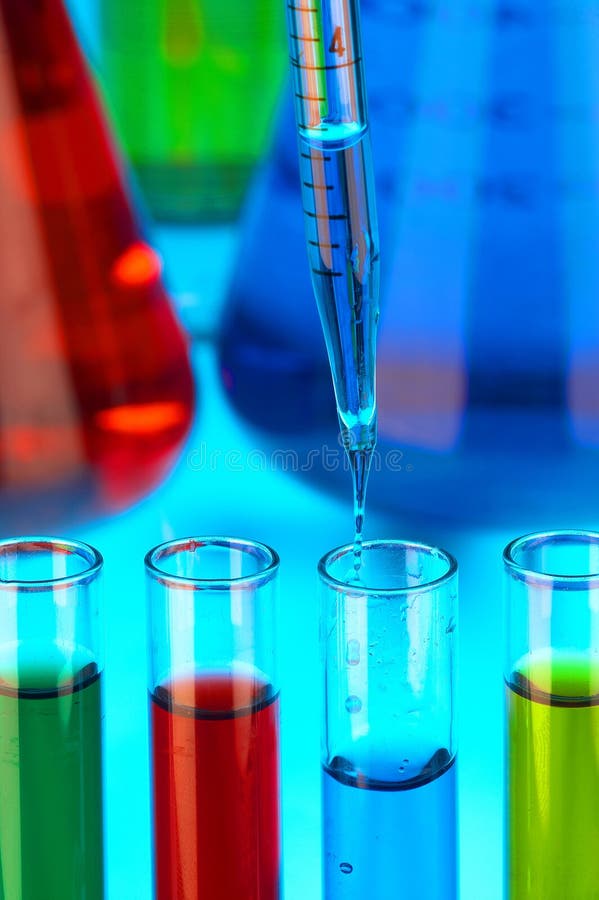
[0,0,195,529]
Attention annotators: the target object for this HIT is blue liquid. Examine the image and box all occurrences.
[287,0,379,475]
[349,444,373,572]
[322,751,457,900]
[298,130,379,560]
[298,131,379,447]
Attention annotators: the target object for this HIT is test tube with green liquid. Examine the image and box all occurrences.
[100,0,287,221]
[504,531,599,899]
[0,538,104,900]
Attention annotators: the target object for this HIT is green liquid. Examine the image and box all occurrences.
[100,0,287,221]
[506,651,599,899]
[0,663,104,900]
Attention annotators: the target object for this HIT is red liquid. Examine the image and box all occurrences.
[151,672,281,900]
[0,0,194,526]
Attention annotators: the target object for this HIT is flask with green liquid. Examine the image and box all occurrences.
[100,0,287,221]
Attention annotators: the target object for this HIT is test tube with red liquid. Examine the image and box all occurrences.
[145,537,282,900]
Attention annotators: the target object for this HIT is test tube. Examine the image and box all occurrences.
[0,537,104,899]
[319,539,458,900]
[504,530,599,898]
[146,536,282,899]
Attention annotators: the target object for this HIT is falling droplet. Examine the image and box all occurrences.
[340,862,353,875]
[346,639,360,666]
[345,695,362,714]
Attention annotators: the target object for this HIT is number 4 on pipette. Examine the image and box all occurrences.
[329,26,345,56]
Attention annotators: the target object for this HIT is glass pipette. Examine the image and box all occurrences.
[285,0,380,567]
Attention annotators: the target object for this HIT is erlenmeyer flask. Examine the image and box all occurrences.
[220,2,599,525]
[0,0,195,530]
[98,0,287,221]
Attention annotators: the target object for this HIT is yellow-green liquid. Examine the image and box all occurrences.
[506,651,599,899]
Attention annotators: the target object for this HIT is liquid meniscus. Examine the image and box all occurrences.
[322,748,457,900]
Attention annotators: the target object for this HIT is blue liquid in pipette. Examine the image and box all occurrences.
[322,751,457,900]
[349,444,372,574]
[286,0,380,562]
[298,127,379,570]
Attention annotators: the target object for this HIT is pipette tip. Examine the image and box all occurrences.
[346,435,375,577]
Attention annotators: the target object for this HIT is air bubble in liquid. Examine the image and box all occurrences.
[345,695,362,714]
[340,862,353,875]
[346,639,360,666]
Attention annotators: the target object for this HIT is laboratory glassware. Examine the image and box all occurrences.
[0,0,195,532]
[99,0,287,221]
[504,530,599,898]
[0,537,104,899]
[146,536,281,899]
[284,0,380,554]
[220,3,599,526]
[319,539,458,899]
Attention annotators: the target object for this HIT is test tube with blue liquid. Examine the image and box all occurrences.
[319,540,458,899]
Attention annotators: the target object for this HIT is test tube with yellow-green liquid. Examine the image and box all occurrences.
[504,531,599,899]
[100,0,287,221]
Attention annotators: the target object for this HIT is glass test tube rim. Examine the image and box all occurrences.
[504,529,599,590]
[0,536,103,591]
[318,538,458,597]
[145,535,280,592]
